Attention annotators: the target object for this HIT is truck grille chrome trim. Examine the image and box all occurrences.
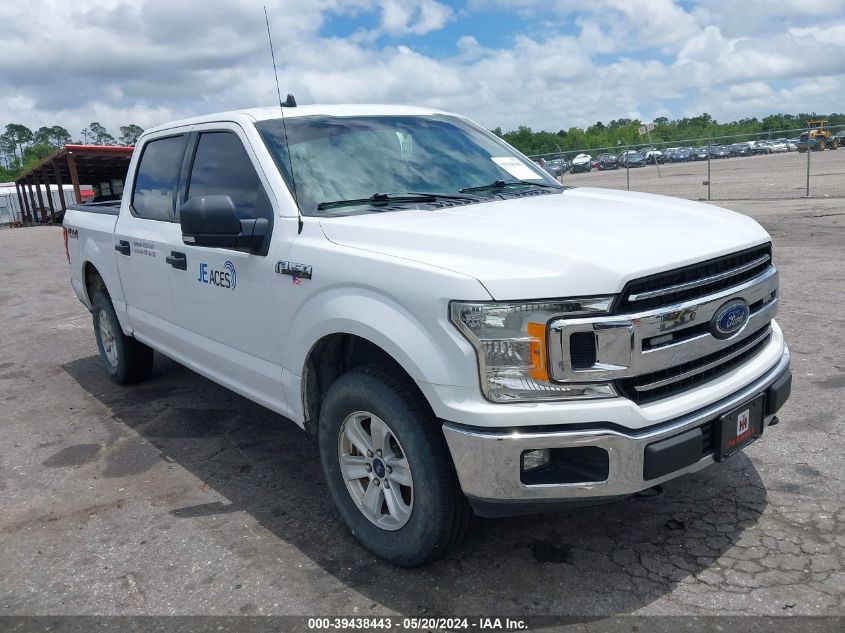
[626,254,771,303]
[616,244,772,313]
[625,325,771,395]
[548,261,778,405]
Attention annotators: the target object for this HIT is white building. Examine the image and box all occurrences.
[0,183,94,226]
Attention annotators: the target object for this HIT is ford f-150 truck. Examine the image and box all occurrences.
[63,104,791,566]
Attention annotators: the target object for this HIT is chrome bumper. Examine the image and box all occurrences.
[442,348,790,503]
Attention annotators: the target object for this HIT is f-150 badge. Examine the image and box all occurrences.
[276,261,312,283]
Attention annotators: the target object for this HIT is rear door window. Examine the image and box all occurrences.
[131,135,187,221]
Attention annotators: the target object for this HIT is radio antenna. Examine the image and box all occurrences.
[263,5,302,231]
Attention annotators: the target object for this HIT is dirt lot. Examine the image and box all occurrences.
[562,149,845,200]
[1,198,844,619]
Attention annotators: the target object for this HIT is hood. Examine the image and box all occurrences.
[572,154,591,164]
[319,188,771,300]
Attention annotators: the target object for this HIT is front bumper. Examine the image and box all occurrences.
[443,348,790,513]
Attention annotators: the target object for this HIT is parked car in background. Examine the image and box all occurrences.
[691,146,709,161]
[711,145,731,159]
[570,153,592,173]
[641,148,664,164]
[535,158,559,178]
[617,150,647,167]
[768,140,788,153]
[596,153,619,170]
[667,147,691,163]
[750,141,772,155]
[729,143,753,157]
[545,158,569,177]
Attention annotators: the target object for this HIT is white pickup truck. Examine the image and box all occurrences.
[63,104,791,566]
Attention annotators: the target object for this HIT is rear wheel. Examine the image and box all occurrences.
[318,365,471,566]
[92,291,154,385]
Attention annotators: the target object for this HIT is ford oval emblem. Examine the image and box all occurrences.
[711,300,750,339]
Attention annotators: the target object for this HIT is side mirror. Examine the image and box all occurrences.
[179,195,268,252]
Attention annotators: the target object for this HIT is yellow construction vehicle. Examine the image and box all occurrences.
[798,120,839,152]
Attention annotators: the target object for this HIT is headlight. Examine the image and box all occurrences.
[450,298,618,402]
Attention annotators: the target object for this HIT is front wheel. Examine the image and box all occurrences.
[318,365,471,566]
[92,291,154,385]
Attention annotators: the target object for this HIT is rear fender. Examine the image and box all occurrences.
[77,231,131,334]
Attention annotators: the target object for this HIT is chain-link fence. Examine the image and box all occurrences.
[531,125,845,200]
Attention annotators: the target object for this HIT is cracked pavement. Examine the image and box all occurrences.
[0,199,843,616]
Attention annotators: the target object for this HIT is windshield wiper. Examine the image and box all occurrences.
[317,191,479,211]
[459,179,561,194]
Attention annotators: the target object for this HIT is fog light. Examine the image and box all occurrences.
[522,449,551,472]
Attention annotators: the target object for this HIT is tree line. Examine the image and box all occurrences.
[494,112,845,157]
[4,110,843,182]
[0,122,144,182]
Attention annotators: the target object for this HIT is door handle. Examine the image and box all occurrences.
[166,251,187,270]
[115,240,131,256]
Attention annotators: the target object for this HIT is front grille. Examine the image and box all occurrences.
[618,326,772,404]
[616,244,773,313]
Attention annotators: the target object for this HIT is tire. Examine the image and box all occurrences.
[318,365,472,566]
[91,291,154,385]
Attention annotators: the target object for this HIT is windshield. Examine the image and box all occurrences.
[255,114,560,216]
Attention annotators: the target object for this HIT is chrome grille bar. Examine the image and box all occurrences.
[548,266,778,383]
[627,254,771,302]
[632,326,772,392]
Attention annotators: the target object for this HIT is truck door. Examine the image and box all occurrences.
[114,133,188,346]
[164,125,293,412]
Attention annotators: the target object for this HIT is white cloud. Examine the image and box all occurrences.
[379,0,454,34]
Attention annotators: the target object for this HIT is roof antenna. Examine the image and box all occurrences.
[264,5,302,233]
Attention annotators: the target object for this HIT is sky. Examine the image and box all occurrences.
[2,0,845,137]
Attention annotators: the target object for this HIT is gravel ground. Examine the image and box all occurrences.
[561,150,845,200]
[0,198,843,619]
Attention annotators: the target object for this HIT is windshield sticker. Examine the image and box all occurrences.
[395,131,414,159]
[491,156,544,180]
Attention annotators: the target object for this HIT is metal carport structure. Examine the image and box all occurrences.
[13,144,134,224]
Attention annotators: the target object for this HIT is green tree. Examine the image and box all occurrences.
[0,131,19,169]
[33,126,54,146]
[49,126,71,147]
[118,124,144,145]
[3,123,33,160]
[82,121,115,145]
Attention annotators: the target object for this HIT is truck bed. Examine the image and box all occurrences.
[67,200,121,216]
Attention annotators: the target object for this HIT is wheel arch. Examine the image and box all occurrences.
[83,261,108,306]
[300,332,435,439]
[79,255,131,334]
